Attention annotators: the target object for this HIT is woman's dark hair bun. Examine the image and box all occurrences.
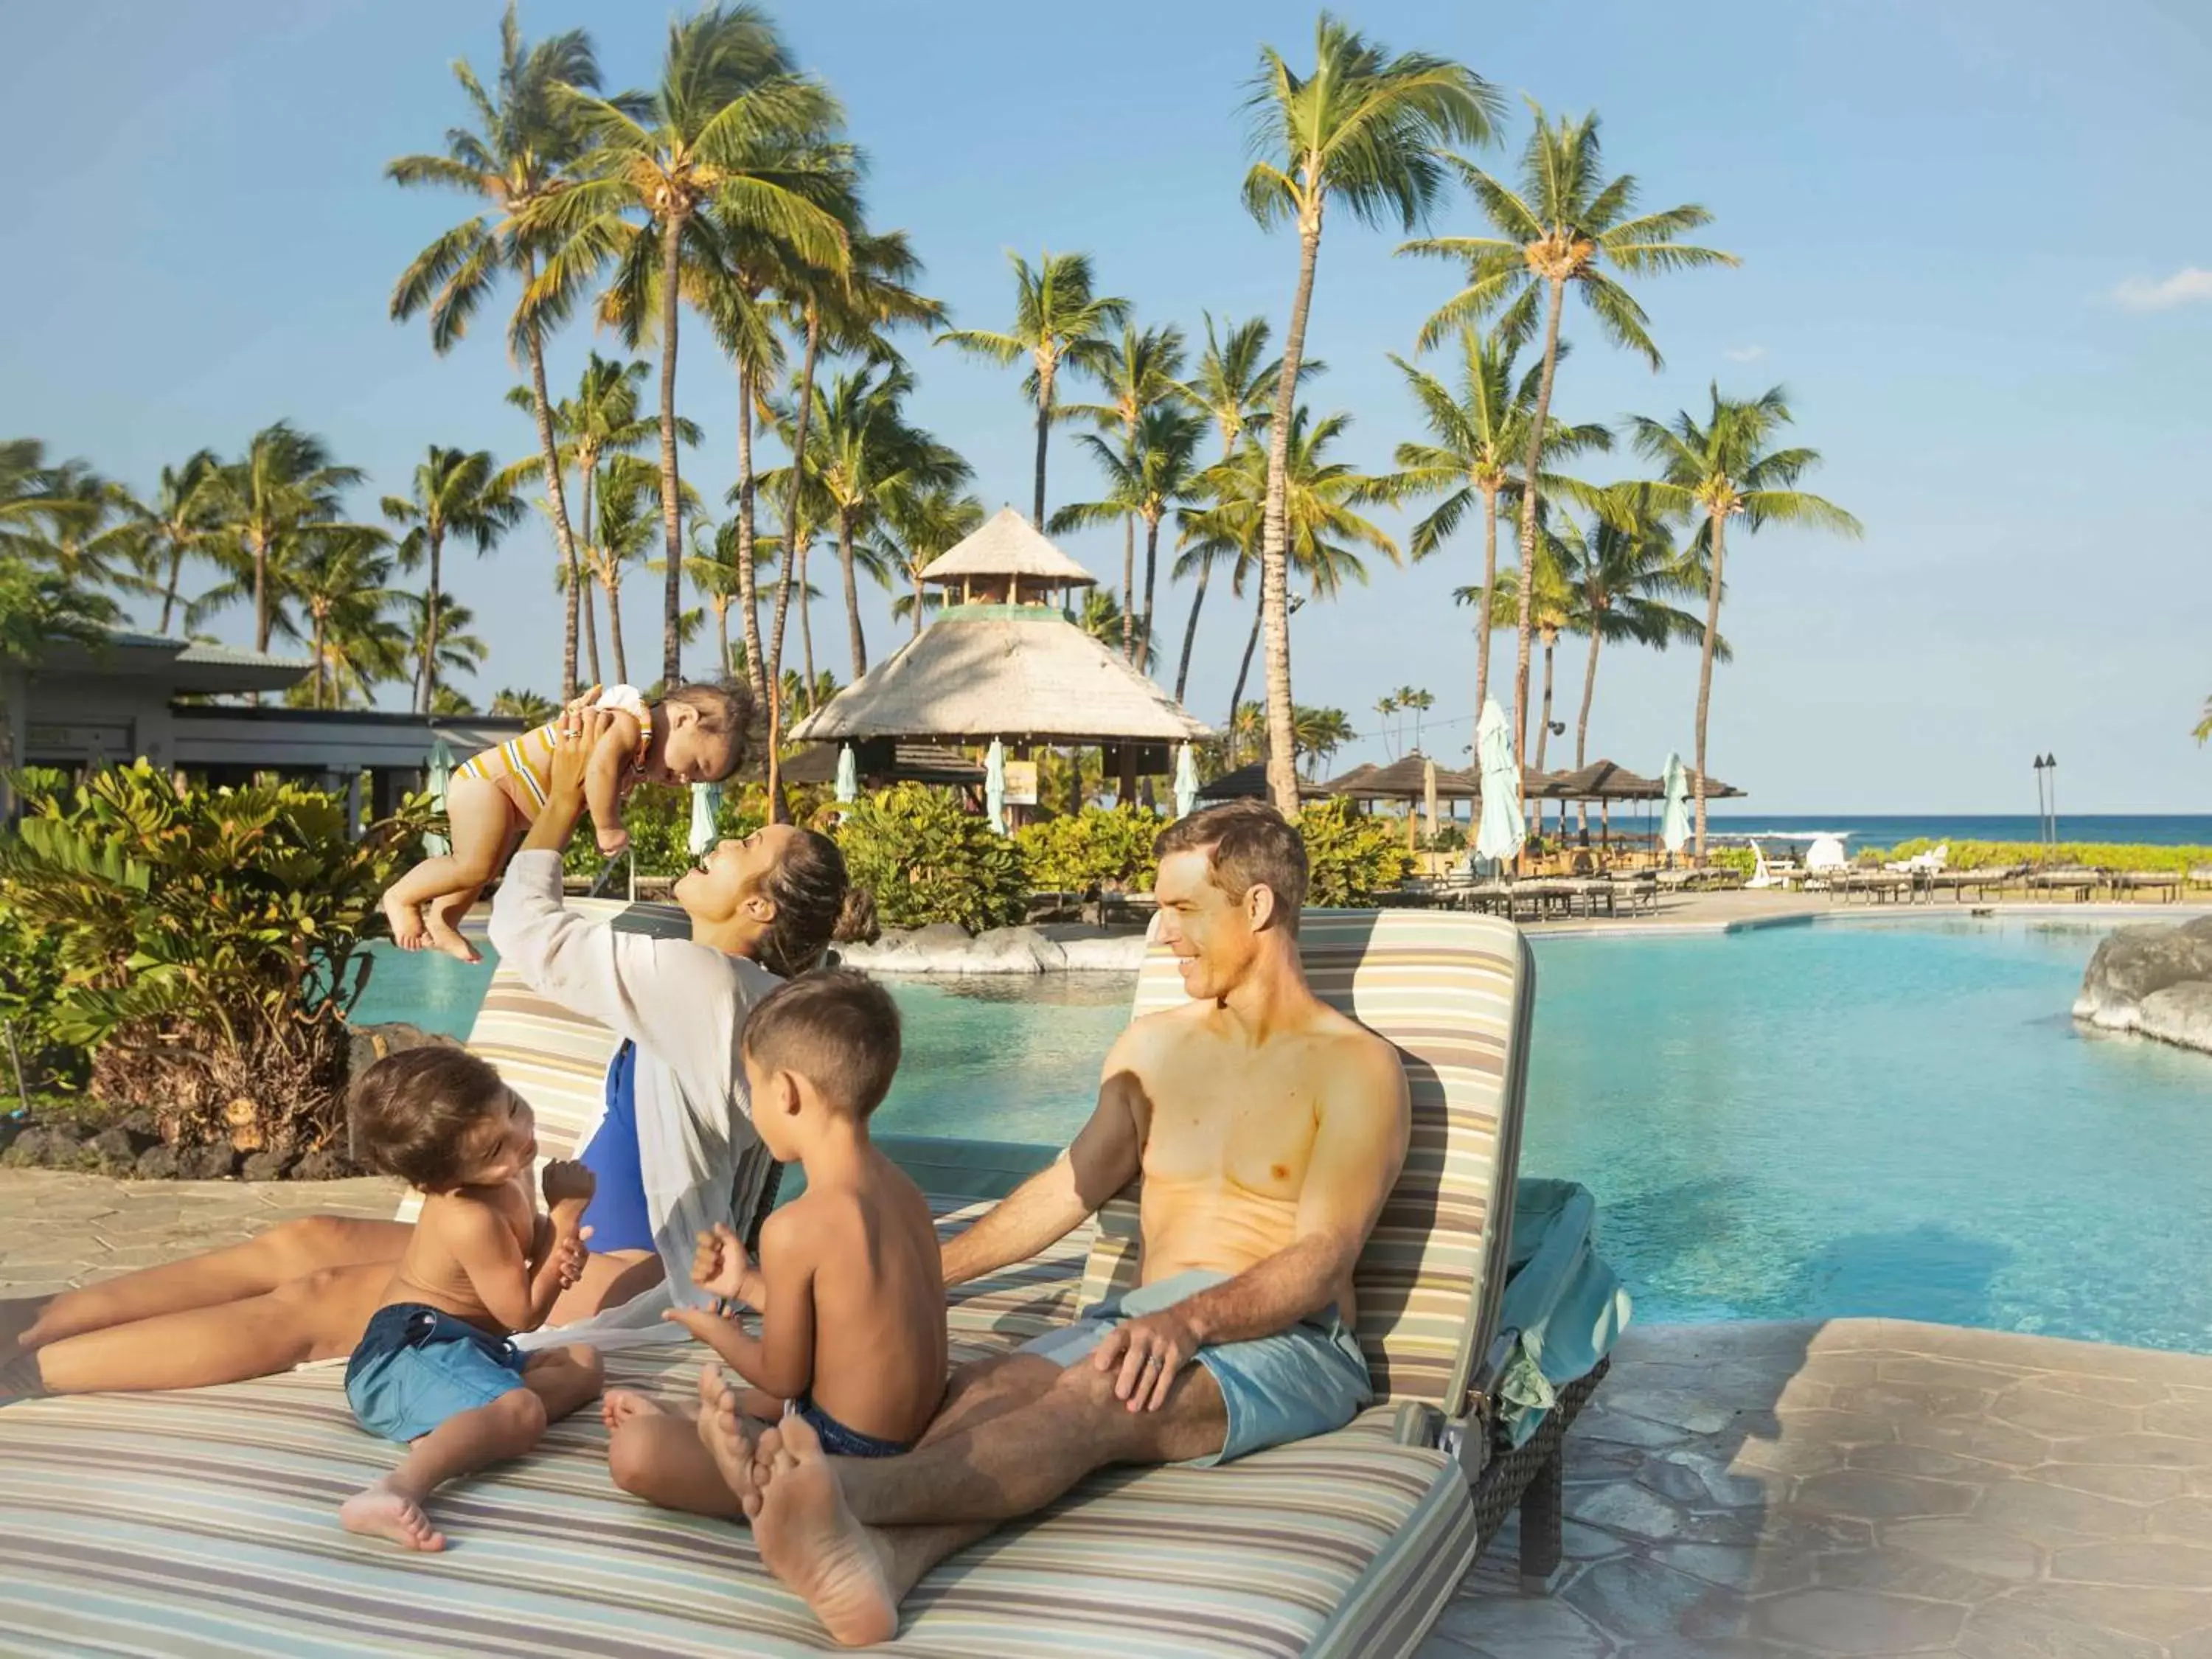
[833,886,880,945]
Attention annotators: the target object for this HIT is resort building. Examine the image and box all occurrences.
[0,628,521,820]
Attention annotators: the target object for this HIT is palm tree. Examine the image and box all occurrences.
[286,527,404,710]
[500,353,695,692]
[880,484,984,639]
[2197,698,2211,745]
[936,250,1130,526]
[1388,324,1610,714]
[1554,492,1716,796]
[1372,693,1400,760]
[491,687,558,723]
[1400,686,1436,754]
[1051,403,1206,669]
[5,463,147,600]
[386,4,599,700]
[587,455,698,686]
[1075,589,1155,673]
[685,519,748,678]
[130,451,223,635]
[1241,15,1498,812]
[1178,407,1398,742]
[1294,705,1354,776]
[1403,104,1734,768]
[798,361,970,679]
[382,447,523,714]
[1167,315,1309,695]
[1465,544,1573,777]
[403,594,490,711]
[535,3,848,687]
[207,422,364,658]
[1630,386,1860,853]
[1061,323,1187,657]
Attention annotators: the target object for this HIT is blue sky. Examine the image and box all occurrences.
[4,0,2207,813]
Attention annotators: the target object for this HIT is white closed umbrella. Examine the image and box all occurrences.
[984,738,1006,833]
[1660,751,1691,856]
[1172,742,1200,819]
[422,738,455,856]
[1474,700,1525,865]
[834,743,859,804]
[1422,758,1439,844]
[687,782,723,857]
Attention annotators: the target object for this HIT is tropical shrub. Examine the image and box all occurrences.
[1016,806,1166,892]
[835,783,1028,931]
[1705,846,1757,877]
[1298,799,1416,906]
[0,762,429,1154]
[1869,838,2212,874]
[559,781,768,882]
[0,894,83,1100]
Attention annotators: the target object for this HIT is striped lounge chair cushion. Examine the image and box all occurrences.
[1083,910,1527,1419]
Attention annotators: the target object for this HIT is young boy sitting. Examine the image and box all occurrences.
[600,970,947,1513]
[381,680,751,963]
[339,1046,606,1551]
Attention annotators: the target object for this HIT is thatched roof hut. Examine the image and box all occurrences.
[789,514,1208,748]
[1547,759,1745,801]
[1195,760,1328,802]
[1320,753,1480,801]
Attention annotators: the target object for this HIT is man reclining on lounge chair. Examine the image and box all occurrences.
[690,800,1413,1647]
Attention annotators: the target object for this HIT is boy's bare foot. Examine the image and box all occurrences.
[602,1388,664,1434]
[697,1365,765,1503]
[340,1480,447,1552]
[381,891,428,952]
[422,911,481,965]
[750,1413,899,1648]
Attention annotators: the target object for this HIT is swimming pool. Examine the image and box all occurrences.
[351,917,2212,1353]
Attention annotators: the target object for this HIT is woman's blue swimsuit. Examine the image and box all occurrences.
[576,1040,655,1252]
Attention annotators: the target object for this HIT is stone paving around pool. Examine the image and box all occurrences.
[7,1171,2211,1655]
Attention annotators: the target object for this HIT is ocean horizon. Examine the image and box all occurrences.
[1703,813,2212,849]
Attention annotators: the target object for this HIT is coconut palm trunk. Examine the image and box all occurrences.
[419,527,445,714]
[159,550,186,636]
[251,531,271,653]
[1031,360,1054,526]
[1139,512,1162,667]
[582,579,602,686]
[734,364,768,703]
[765,311,823,820]
[1573,625,1602,835]
[1535,633,1557,772]
[1175,562,1211,700]
[1121,518,1135,659]
[837,511,866,679]
[714,601,731,679]
[655,217,689,687]
[1510,279,1568,765]
[604,570,629,686]
[521,259,584,702]
[1692,518,1727,858]
[310,613,327,709]
[1228,588,1264,756]
[1474,488,1500,712]
[1259,214,1323,813]
[911,566,925,639]
[798,538,817,707]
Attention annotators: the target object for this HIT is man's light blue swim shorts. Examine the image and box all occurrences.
[1018,1268,1372,1464]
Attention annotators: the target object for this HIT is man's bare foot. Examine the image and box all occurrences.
[750,1413,899,1648]
[340,1481,447,1552]
[381,891,428,952]
[422,911,481,964]
[602,1388,665,1434]
[697,1365,763,1506]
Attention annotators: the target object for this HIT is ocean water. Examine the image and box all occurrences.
[353,919,2212,1352]
[1705,813,2212,849]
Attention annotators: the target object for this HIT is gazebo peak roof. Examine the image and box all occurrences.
[917,507,1098,587]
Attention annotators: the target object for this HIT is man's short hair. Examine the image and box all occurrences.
[1152,799,1309,933]
[741,968,902,1117]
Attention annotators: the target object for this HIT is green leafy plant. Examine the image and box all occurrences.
[834,783,1027,931]
[1869,838,2212,875]
[1016,806,1166,893]
[1298,799,1416,906]
[0,762,429,1152]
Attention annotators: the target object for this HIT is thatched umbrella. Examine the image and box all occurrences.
[1321,753,1478,800]
[1195,761,1326,803]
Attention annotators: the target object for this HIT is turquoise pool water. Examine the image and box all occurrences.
[352,918,2212,1352]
